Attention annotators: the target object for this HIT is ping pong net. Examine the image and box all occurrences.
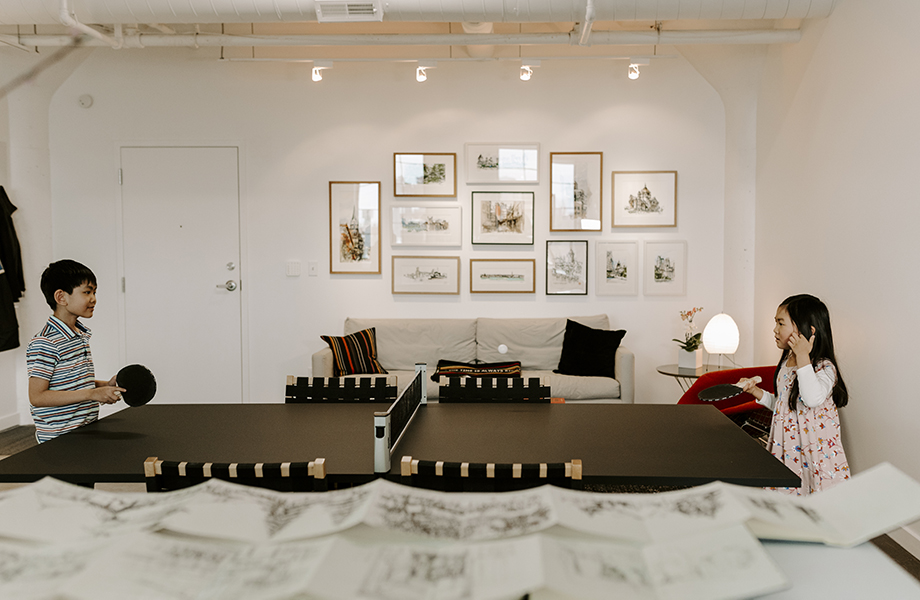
[374,363,427,473]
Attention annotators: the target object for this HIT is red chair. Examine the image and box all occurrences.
[677,366,776,440]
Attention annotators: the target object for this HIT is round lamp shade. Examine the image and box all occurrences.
[702,313,740,354]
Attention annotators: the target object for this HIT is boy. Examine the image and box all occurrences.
[26,260,124,443]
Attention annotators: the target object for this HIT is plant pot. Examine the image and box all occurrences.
[678,348,702,370]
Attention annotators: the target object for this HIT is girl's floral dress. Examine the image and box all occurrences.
[767,359,850,495]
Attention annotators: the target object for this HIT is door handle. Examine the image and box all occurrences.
[218,280,238,291]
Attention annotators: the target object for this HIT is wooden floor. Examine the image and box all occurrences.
[1,424,919,583]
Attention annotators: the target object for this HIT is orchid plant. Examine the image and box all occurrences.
[673,307,704,352]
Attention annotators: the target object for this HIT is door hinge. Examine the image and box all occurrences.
[118,169,123,185]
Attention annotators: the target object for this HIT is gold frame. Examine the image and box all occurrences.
[549,151,603,232]
[329,181,381,274]
[470,258,536,294]
[393,152,457,197]
[611,170,678,228]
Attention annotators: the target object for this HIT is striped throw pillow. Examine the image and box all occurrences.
[321,328,387,376]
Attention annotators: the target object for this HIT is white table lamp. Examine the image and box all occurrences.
[702,313,740,359]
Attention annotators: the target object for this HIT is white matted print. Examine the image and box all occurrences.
[546,240,588,295]
[643,240,687,296]
[465,143,539,184]
[612,171,677,227]
[471,191,534,245]
[394,153,456,197]
[392,256,461,295]
[329,181,380,274]
[550,152,603,231]
[391,205,462,247]
[470,259,536,294]
[596,241,638,296]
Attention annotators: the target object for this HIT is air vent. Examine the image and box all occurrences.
[315,0,384,22]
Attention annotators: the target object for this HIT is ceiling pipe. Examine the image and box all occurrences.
[0,28,802,48]
[58,0,121,48]
[578,0,595,46]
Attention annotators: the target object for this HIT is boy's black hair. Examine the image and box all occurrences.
[40,260,97,311]
[774,294,849,410]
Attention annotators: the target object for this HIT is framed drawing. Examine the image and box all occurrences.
[392,256,461,295]
[394,153,456,197]
[470,259,536,294]
[546,240,588,295]
[643,240,687,296]
[465,143,539,184]
[596,241,638,296]
[471,191,534,245]
[329,181,380,274]
[550,152,603,231]
[611,171,677,227]
[391,205,462,247]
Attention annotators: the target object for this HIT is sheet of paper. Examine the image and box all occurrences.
[362,479,557,541]
[158,478,377,543]
[728,462,920,547]
[67,532,331,600]
[0,477,195,543]
[0,539,107,600]
[552,482,750,543]
[541,527,788,600]
[307,535,543,600]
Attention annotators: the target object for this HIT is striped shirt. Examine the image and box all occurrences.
[26,316,99,443]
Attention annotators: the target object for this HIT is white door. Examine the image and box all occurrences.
[120,146,243,404]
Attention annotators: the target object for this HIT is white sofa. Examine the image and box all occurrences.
[311,315,634,403]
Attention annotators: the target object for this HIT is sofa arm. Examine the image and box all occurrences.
[311,347,335,377]
[615,346,635,403]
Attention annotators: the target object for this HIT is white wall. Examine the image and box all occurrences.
[37,47,726,412]
[755,0,920,541]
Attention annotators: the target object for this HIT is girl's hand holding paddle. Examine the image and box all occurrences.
[90,383,126,405]
[736,376,764,400]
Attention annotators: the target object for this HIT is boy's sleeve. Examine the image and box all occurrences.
[26,336,59,381]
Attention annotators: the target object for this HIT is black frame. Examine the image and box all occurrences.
[471,191,534,245]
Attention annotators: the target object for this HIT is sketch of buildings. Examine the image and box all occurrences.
[571,181,588,218]
[550,248,584,285]
[653,255,675,282]
[480,272,524,281]
[606,253,628,281]
[423,163,446,184]
[481,201,524,234]
[476,154,499,170]
[339,207,367,263]
[404,267,447,281]
[401,217,449,233]
[626,185,663,214]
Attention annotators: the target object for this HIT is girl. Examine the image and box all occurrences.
[739,294,850,495]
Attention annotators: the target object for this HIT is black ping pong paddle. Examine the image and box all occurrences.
[116,364,157,407]
[697,376,761,402]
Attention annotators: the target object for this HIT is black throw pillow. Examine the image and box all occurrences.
[554,319,626,378]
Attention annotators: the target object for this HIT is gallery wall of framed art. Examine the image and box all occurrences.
[327,145,689,298]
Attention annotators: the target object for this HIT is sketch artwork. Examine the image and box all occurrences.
[643,241,687,296]
[546,241,588,295]
[340,207,369,263]
[470,259,536,294]
[392,256,461,294]
[364,482,557,541]
[471,191,534,245]
[391,206,462,247]
[464,143,539,184]
[329,181,380,274]
[595,241,638,296]
[550,152,603,231]
[653,255,674,282]
[394,153,456,197]
[612,171,677,227]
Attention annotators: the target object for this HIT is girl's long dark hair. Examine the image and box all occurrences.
[774,294,849,411]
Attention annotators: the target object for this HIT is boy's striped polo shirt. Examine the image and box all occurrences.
[26,316,99,443]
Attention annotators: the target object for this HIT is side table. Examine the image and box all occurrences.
[656,363,725,393]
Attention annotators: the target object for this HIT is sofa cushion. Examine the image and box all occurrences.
[320,328,387,376]
[524,370,621,401]
[555,319,626,378]
[345,318,477,372]
[476,315,610,370]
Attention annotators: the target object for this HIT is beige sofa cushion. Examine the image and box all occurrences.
[525,370,621,401]
[345,318,477,373]
[476,315,610,370]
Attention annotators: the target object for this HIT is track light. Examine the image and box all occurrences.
[416,60,437,83]
[312,60,333,82]
[628,63,640,80]
[520,59,540,81]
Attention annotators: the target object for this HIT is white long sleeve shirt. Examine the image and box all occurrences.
[757,363,835,410]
